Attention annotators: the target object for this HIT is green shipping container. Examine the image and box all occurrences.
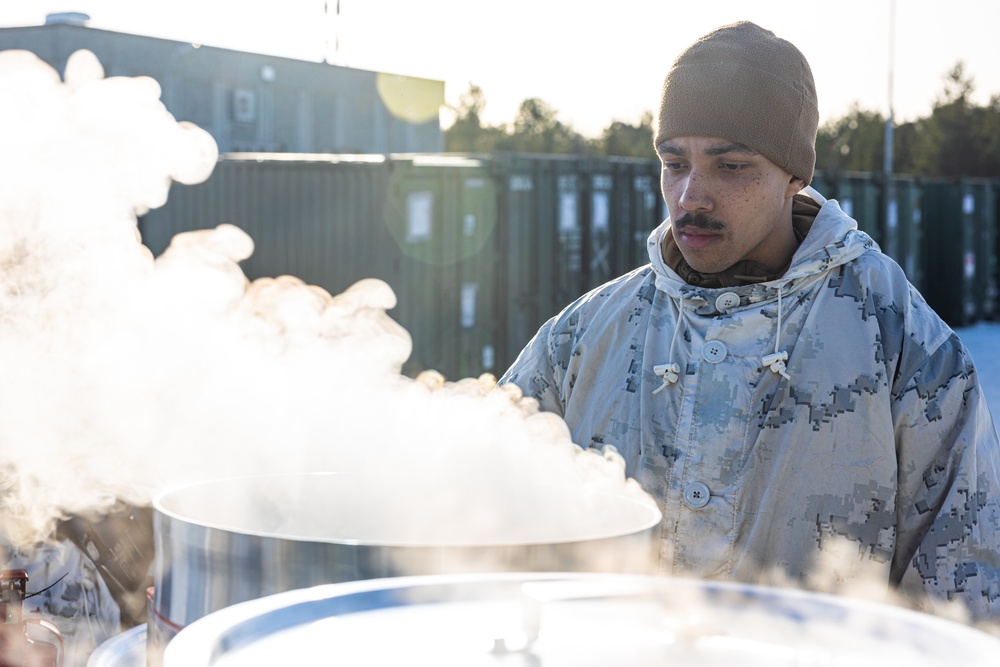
[884,176,924,293]
[492,154,589,371]
[141,154,394,295]
[384,155,500,379]
[975,180,997,320]
[142,153,501,381]
[580,160,617,288]
[492,155,662,373]
[608,158,662,276]
[921,178,994,327]
[831,172,883,246]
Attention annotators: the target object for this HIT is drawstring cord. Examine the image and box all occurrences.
[653,286,791,395]
[653,297,684,394]
[761,287,791,380]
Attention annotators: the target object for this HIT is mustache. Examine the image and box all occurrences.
[673,213,725,232]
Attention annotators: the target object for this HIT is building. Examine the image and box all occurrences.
[0,14,445,154]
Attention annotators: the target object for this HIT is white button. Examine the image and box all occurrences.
[701,340,728,363]
[683,481,711,508]
[715,292,740,311]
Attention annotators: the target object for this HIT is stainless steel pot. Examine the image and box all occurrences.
[151,472,660,659]
[163,572,1000,666]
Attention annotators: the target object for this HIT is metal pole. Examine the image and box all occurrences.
[883,0,896,176]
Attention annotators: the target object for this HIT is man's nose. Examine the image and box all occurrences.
[678,170,713,213]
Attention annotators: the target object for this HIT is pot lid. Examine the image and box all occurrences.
[164,573,1000,666]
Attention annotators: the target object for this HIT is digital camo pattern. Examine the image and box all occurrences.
[501,190,1000,620]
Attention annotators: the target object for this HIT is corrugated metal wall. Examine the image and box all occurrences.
[921,178,999,326]
[142,154,502,379]
[143,156,999,379]
[382,157,501,377]
[141,155,393,296]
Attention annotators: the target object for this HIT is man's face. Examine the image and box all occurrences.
[657,136,802,274]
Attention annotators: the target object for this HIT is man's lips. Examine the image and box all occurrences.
[677,228,721,248]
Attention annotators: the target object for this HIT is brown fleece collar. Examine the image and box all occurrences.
[663,194,820,288]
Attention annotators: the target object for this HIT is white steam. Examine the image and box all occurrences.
[0,49,656,545]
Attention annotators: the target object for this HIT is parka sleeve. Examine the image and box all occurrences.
[891,331,1000,621]
[498,315,567,418]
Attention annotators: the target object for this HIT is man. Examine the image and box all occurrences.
[500,21,1000,619]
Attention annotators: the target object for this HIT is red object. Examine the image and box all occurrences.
[0,571,61,667]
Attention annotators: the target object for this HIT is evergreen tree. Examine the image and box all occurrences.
[909,63,979,176]
[593,112,656,158]
[815,104,886,173]
[443,84,507,153]
[496,98,587,154]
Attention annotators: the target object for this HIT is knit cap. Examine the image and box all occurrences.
[654,21,819,185]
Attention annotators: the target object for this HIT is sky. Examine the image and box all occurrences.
[2,0,1000,138]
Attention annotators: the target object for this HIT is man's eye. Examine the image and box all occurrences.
[721,163,745,171]
[663,162,685,171]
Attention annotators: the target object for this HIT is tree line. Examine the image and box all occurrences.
[444,63,1000,179]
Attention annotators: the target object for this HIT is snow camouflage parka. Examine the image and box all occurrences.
[500,188,1000,619]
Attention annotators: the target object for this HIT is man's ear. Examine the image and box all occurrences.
[786,176,805,198]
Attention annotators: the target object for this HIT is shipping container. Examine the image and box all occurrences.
[141,154,393,293]
[142,153,501,380]
[920,178,996,326]
[826,171,883,246]
[579,159,617,288]
[492,155,662,372]
[994,180,1000,319]
[383,155,501,378]
[607,158,662,276]
[492,154,589,371]
[884,176,925,292]
[977,180,998,320]
[812,171,926,292]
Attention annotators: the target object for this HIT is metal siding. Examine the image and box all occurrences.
[496,158,544,373]
[458,175,501,377]
[554,161,585,308]
[379,159,500,379]
[609,158,661,277]
[581,160,616,288]
[834,172,883,246]
[889,176,925,292]
[993,181,1000,320]
[312,93,336,152]
[494,155,582,373]
[144,155,395,289]
[0,25,443,154]
[271,86,299,152]
[970,179,997,321]
[921,179,979,326]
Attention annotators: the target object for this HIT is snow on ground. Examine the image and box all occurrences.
[955,322,1000,420]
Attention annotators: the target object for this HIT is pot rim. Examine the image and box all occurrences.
[152,471,662,548]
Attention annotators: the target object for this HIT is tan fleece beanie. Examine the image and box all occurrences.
[654,21,819,185]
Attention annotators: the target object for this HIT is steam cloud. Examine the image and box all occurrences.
[0,49,656,546]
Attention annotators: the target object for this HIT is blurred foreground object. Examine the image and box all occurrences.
[0,570,62,666]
